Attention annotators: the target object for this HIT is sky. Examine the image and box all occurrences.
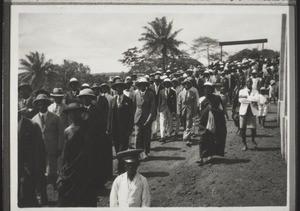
[19,9,283,74]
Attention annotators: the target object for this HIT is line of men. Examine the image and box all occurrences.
[18,56,279,207]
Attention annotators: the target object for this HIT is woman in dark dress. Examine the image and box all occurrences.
[197,82,227,166]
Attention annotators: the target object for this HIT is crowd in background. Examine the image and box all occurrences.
[17,56,279,207]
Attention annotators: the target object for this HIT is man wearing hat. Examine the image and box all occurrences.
[57,102,102,207]
[123,76,135,99]
[107,78,134,174]
[149,73,164,139]
[268,79,277,105]
[177,78,198,146]
[64,78,81,105]
[77,88,111,191]
[18,83,37,119]
[18,106,46,207]
[251,69,261,91]
[133,77,156,159]
[31,94,64,195]
[238,78,260,151]
[92,83,109,124]
[80,83,90,90]
[48,88,69,128]
[197,82,227,166]
[110,149,151,207]
[157,78,177,141]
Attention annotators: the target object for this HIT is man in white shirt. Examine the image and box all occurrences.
[110,149,151,207]
[238,78,259,151]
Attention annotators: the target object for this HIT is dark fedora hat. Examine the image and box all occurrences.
[117,149,143,163]
[100,83,110,90]
[91,83,101,90]
[111,78,126,90]
[33,94,52,106]
[63,102,85,114]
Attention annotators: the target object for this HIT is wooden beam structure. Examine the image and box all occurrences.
[219,39,268,46]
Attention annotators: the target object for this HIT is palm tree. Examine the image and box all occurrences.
[19,51,57,91]
[139,16,185,72]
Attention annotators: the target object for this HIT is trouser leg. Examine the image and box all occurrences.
[159,111,166,138]
[144,124,152,154]
[175,114,180,134]
[166,109,173,136]
[183,116,193,141]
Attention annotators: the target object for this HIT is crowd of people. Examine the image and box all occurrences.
[17,56,279,207]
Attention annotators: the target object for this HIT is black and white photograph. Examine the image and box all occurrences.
[6,1,296,210]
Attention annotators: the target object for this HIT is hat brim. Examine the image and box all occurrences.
[111,82,127,90]
[100,84,110,89]
[67,81,81,88]
[33,99,52,106]
[162,81,173,86]
[77,94,96,99]
[136,81,150,86]
[50,94,64,97]
[182,81,192,85]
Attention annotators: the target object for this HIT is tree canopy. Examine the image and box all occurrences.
[228,48,280,61]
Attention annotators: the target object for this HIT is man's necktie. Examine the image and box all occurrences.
[40,115,45,129]
[117,96,121,107]
[54,104,58,114]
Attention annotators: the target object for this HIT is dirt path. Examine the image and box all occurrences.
[98,103,287,207]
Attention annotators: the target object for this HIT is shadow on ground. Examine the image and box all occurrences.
[144,155,185,161]
[250,147,280,152]
[205,157,251,165]
[151,146,181,152]
[140,171,170,178]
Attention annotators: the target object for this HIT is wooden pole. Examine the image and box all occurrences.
[220,46,223,61]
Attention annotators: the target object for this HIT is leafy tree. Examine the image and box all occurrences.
[191,36,227,64]
[228,48,280,61]
[138,16,185,72]
[19,51,57,91]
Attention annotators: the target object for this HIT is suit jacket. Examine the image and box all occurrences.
[177,88,198,118]
[85,103,107,133]
[238,87,259,116]
[48,102,69,129]
[31,111,64,155]
[157,88,177,113]
[149,83,164,107]
[107,95,134,136]
[96,95,109,126]
[132,89,156,125]
[195,77,205,97]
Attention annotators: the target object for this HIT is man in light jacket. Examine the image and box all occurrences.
[239,78,259,151]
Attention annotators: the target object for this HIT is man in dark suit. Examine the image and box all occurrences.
[64,78,81,105]
[18,107,46,207]
[18,83,38,119]
[149,72,164,139]
[133,77,156,159]
[157,78,177,141]
[77,88,112,191]
[107,79,134,174]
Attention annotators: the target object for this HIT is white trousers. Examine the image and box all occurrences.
[159,107,173,138]
[151,112,160,136]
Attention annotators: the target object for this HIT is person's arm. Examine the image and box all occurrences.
[109,179,119,207]
[177,92,182,117]
[238,90,251,104]
[141,178,151,207]
[57,116,64,157]
[145,93,156,126]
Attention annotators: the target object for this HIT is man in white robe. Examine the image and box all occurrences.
[110,149,151,207]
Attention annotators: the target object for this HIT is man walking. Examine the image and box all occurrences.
[177,78,198,146]
[158,78,177,142]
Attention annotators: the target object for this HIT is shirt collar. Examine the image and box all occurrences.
[39,111,48,118]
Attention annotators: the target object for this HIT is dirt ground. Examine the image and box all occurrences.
[47,103,287,207]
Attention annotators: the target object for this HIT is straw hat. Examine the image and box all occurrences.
[91,83,101,90]
[162,78,173,87]
[154,71,162,76]
[135,77,150,86]
[33,94,52,106]
[77,88,96,99]
[50,88,64,97]
[81,83,90,90]
[67,78,81,88]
